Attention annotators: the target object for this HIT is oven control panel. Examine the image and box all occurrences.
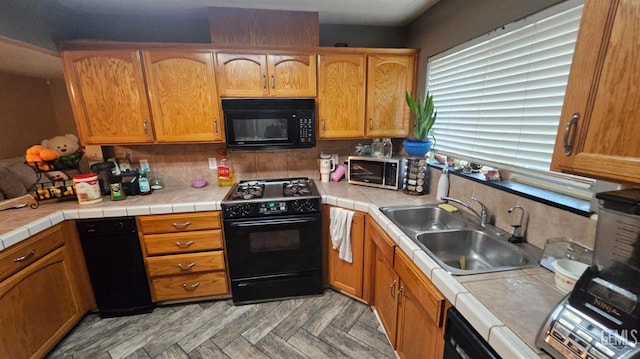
[221,198,320,218]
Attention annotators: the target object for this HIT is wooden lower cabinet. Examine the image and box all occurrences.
[324,205,366,299]
[138,212,229,302]
[0,223,94,359]
[365,218,447,359]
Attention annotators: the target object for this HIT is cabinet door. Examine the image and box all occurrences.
[143,51,224,142]
[373,251,399,348]
[327,209,365,298]
[268,54,317,97]
[551,0,640,184]
[0,247,83,359]
[396,283,437,359]
[215,52,268,97]
[317,54,366,138]
[366,55,415,138]
[62,50,153,144]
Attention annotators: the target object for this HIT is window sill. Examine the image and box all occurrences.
[428,162,592,217]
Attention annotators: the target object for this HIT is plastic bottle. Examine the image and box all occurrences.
[436,168,449,203]
[138,169,152,195]
[217,150,234,187]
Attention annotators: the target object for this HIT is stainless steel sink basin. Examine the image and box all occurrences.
[415,229,538,275]
[380,205,468,236]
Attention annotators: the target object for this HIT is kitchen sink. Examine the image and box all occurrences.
[380,204,540,275]
[380,205,468,237]
[415,229,539,275]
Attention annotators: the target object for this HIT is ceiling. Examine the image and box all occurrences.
[1,0,439,79]
[55,0,439,26]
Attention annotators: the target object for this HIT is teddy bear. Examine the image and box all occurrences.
[41,134,81,157]
[35,134,84,181]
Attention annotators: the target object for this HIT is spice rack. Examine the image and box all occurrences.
[402,157,429,196]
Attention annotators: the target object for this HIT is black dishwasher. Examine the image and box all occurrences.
[76,217,154,318]
[444,307,501,359]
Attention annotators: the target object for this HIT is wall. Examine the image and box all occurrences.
[407,0,564,95]
[0,73,75,158]
[319,24,408,48]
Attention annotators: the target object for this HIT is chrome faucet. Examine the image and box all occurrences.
[507,205,525,243]
[441,196,488,227]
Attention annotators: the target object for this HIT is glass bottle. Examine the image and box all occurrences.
[382,138,393,158]
[138,169,152,195]
[217,150,234,187]
[372,138,383,157]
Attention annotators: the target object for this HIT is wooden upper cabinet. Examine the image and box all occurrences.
[142,50,224,142]
[317,54,367,138]
[215,52,316,97]
[62,50,154,145]
[215,52,268,97]
[366,55,415,138]
[551,0,640,184]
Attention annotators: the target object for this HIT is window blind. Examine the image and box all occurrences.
[427,1,583,172]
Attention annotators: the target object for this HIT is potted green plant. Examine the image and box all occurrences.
[403,91,437,157]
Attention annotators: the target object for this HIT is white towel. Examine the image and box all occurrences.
[330,207,354,263]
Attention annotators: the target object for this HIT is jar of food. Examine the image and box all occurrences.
[73,173,102,205]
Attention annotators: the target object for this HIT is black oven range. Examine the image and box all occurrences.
[221,177,323,304]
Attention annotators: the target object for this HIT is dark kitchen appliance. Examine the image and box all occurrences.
[537,189,640,359]
[222,99,315,150]
[443,307,501,359]
[76,217,154,317]
[90,161,116,195]
[121,170,140,196]
[221,177,323,304]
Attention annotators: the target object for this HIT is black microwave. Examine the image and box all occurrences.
[222,99,316,150]
[347,156,406,190]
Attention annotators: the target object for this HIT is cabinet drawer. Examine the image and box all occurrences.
[138,212,221,234]
[394,248,445,327]
[142,230,223,256]
[0,225,64,282]
[146,251,225,277]
[151,271,228,302]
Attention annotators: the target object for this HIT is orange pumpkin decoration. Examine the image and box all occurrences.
[39,148,59,161]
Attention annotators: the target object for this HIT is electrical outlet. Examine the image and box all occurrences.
[208,158,217,169]
[124,149,132,160]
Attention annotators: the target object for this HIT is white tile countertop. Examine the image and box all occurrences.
[0,180,563,358]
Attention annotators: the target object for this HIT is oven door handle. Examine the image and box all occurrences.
[228,217,317,227]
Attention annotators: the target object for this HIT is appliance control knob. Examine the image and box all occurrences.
[292,199,317,213]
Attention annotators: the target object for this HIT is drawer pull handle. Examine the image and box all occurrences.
[271,74,275,90]
[14,250,36,263]
[183,282,200,291]
[398,287,404,304]
[172,221,191,229]
[177,262,196,271]
[390,280,397,298]
[175,240,194,248]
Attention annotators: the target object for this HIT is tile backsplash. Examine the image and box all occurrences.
[110,141,596,251]
[428,168,596,251]
[111,140,369,189]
